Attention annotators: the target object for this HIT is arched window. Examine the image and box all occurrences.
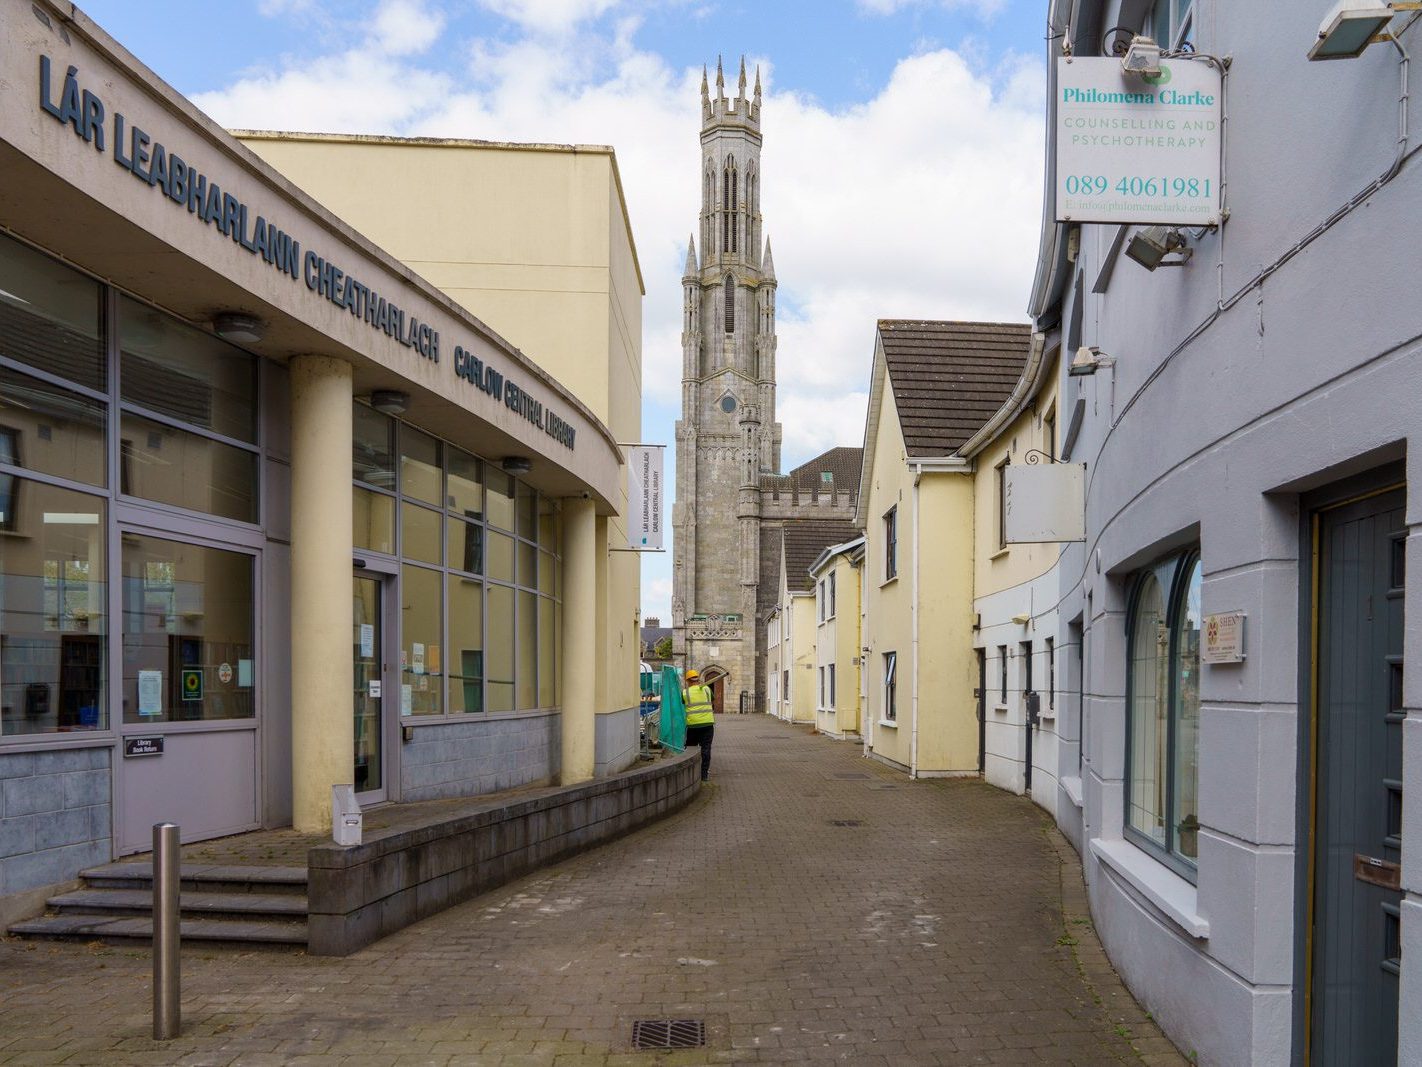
[1125,549,1202,876]
[722,156,738,255]
[723,276,735,334]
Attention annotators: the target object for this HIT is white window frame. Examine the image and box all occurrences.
[883,651,897,722]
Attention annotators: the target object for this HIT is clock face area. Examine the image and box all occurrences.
[720,394,737,414]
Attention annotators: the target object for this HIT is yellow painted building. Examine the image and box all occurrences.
[765,522,856,723]
[809,537,865,739]
[855,321,1031,776]
[961,343,1064,810]
[237,132,645,745]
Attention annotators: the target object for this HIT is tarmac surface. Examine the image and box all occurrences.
[0,716,1186,1065]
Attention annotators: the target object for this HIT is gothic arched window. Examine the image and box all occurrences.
[723,156,738,255]
[724,275,735,334]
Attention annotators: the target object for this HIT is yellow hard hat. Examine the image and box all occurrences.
[685,669,700,681]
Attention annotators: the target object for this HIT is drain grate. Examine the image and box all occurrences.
[632,1019,706,1050]
[830,818,864,827]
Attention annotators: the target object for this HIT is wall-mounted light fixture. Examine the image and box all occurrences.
[1121,35,1163,77]
[1308,1,1402,60]
[1068,346,1115,377]
[501,456,532,473]
[212,312,264,343]
[1125,226,1193,270]
[370,390,409,415]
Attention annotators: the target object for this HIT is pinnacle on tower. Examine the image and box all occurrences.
[701,65,709,109]
[684,233,698,278]
[716,55,725,99]
[754,65,762,107]
[762,237,775,280]
[738,56,747,100]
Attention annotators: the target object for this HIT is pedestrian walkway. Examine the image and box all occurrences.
[0,718,1185,1065]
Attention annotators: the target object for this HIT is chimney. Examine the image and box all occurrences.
[645,617,661,629]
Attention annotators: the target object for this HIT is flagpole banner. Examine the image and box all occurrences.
[626,444,665,550]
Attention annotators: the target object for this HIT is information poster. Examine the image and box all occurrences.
[1056,56,1222,226]
[138,670,162,716]
[359,624,374,658]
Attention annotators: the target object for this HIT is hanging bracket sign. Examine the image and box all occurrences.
[624,444,665,551]
[1055,56,1223,226]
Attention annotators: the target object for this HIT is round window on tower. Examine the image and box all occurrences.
[720,394,737,414]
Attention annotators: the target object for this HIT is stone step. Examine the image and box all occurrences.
[48,888,308,920]
[8,913,307,947]
[78,862,308,895]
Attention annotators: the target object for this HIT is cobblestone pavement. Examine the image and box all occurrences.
[0,718,1186,1066]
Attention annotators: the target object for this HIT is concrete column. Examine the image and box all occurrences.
[289,355,354,832]
[561,497,598,785]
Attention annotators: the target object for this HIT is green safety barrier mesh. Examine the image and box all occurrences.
[659,665,686,752]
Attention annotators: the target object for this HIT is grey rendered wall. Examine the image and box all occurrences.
[594,706,638,776]
[1046,2,1422,1064]
[0,747,111,895]
[401,712,560,801]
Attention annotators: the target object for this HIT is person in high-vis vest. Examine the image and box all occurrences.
[683,669,716,781]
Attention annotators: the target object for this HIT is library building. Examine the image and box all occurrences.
[0,0,644,908]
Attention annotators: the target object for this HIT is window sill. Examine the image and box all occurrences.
[1090,837,1209,939]
[989,547,1011,561]
[877,719,899,729]
[1061,775,1083,808]
[880,575,899,588]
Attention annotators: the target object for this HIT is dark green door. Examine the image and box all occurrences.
[1308,487,1405,1065]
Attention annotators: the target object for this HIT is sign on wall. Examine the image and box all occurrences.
[1005,463,1087,544]
[1055,56,1222,226]
[626,444,665,551]
[1201,611,1246,664]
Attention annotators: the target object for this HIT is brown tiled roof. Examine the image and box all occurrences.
[760,445,863,495]
[879,320,1031,457]
[782,521,859,593]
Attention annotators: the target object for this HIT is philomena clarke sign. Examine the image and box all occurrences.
[1056,57,1222,226]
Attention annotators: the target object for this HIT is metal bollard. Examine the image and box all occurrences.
[152,822,181,1040]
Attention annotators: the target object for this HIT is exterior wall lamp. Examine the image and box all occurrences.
[1308,2,1416,60]
[369,390,409,415]
[1068,346,1115,377]
[1125,226,1193,270]
[501,456,533,473]
[1121,35,1163,77]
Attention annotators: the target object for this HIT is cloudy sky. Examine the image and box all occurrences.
[81,0,1048,623]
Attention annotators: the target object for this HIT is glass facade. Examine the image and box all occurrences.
[352,402,562,721]
[0,232,262,741]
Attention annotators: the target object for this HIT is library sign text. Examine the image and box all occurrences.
[1055,57,1222,226]
[38,56,575,451]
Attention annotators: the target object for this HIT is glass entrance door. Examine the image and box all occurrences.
[353,575,385,800]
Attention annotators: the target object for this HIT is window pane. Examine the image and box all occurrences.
[1173,557,1203,861]
[538,595,556,708]
[122,536,253,724]
[121,412,258,522]
[401,502,441,565]
[400,426,440,505]
[487,531,514,583]
[400,564,442,716]
[516,482,537,540]
[538,550,556,595]
[487,584,514,712]
[518,541,537,589]
[447,447,483,520]
[0,365,107,488]
[448,575,483,714]
[353,403,395,489]
[486,469,514,531]
[538,496,559,549]
[0,233,104,390]
[119,297,256,443]
[449,517,483,576]
[354,487,394,555]
[0,482,106,735]
[517,591,536,709]
[1128,569,1169,847]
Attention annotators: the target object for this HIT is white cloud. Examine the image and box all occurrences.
[190,11,1044,620]
[373,0,447,55]
[856,0,1007,16]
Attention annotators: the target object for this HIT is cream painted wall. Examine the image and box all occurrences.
[813,554,864,738]
[861,381,913,771]
[787,593,817,724]
[238,134,644,717]
[913,473,979,774]
[972,357,1062,600]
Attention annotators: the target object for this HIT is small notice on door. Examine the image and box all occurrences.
[138,670,162,716]
[1202,611,1246,664]
[401,684,413,716]
[218,662,234,685]
[359,624,374,658]
[412,643,425,675]
[368,680,382,698]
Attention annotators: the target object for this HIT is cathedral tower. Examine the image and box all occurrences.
[672,56,782,701]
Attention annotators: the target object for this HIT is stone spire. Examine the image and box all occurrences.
[738,56,747,100]
[684,233,698,279]
[700,65,709,110]
[762,236,775,279]
[754,65,762,110]
[715,55,725,100]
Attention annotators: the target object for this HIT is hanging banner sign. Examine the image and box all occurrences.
[1055,56,1222,226]
[1005,463,1087,544]
[626,444,665,550]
